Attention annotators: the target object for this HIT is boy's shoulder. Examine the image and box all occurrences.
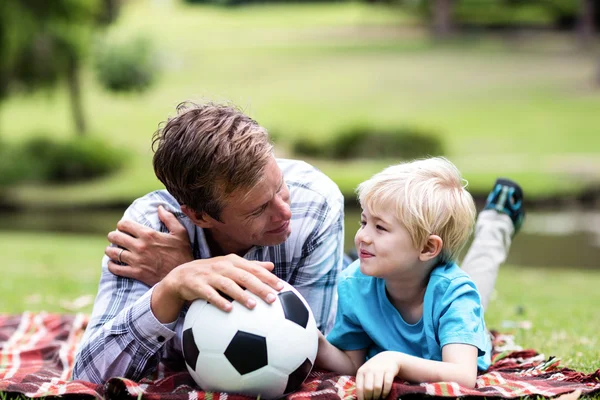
[428,261,477,292]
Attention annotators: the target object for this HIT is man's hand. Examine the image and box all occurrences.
[152,254,283,323]
[106,206,193,286]
[356,351,402,400]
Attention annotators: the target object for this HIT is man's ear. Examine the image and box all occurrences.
[181,205,215,229]
[419,235,443,262]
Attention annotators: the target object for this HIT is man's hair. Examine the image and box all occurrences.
[356,157,476,263]
[152,102,274,220]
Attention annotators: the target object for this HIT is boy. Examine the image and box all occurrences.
[315,157,524,400]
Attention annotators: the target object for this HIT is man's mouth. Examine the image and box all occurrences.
[267,220,290,234]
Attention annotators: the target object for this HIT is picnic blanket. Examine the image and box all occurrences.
[1,312,599,399]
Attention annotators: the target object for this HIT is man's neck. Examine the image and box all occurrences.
[204,229,250,257]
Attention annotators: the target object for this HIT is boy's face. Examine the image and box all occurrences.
[354,206,422,279]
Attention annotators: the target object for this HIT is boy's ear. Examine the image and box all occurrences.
[181,205,215,229]
[419,235,443,262]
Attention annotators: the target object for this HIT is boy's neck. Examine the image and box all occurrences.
[384,259,439,324]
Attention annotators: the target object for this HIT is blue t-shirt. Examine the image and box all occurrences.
[327,260,492,371]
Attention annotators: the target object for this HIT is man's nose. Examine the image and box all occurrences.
[272,195,292,221]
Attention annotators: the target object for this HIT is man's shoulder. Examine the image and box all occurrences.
[124,190,187,228]
[278,158,343,206]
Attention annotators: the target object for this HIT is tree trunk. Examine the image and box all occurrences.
[432,0,455,40]
[578,0,595,48]
[597,56,600,87]
[67,55,86,136]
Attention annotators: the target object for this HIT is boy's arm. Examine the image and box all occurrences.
[315,331,366,375]
[356,344,478,400]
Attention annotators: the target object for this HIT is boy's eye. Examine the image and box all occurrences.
[376,225,387,231]
[359,220,366,227]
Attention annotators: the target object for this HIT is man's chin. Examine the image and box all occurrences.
[261,230,291,247]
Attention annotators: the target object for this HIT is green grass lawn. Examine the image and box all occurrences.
[2,1,600,206]
[1,230,598,375]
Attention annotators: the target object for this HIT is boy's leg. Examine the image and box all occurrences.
[461,179,525,311]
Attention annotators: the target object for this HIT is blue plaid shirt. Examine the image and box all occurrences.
[73,159,345,384]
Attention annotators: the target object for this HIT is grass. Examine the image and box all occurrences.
[0,230,599,376]
[2,1,600,206]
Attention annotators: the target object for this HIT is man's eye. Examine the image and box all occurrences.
[251,204,268,217]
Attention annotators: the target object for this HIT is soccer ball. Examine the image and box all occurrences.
[182,281,319,399]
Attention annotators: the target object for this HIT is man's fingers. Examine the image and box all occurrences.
[158,205,187,236]
[230,269,277,305]
[107,230,137,251]
[116,219,149,238]
[213,276,257,309]
[203,287,233,312]
[107,260,136,280]
[253,261,275,271]
[243,262,282,291]
[105,246,130,265]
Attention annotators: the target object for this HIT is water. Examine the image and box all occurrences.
[0,208,598,269]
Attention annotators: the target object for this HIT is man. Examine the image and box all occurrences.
[73,102,345,383]
[73,102,524,384]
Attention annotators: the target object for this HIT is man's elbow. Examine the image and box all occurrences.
[72,356,111,384]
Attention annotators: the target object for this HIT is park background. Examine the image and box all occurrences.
[0,0,599,380]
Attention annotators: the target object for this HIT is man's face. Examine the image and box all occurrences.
[208,157,292,255]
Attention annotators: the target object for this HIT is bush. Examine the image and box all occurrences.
[292,137,329,158]
[291,126,444,161]
[0,136,127,186]
[94,34,159,93]
[0,141,29,187]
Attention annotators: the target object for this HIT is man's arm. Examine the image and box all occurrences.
[74,194,283,384]
[72,255,176,383]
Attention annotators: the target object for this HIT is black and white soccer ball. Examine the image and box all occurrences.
[182,281,319,398]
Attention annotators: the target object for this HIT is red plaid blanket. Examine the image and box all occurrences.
[1,312,598,399]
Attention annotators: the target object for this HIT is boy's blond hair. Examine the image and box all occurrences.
[356,157,476,263]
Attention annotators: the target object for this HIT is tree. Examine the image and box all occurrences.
[578,0,596,47]
[0,0,101,136]
[432,0,456,39]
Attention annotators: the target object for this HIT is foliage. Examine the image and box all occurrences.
[399,0,585,28]
[1,1,599,207]
[0,141,28,187]
[94,34,159,93]
[0,137,126,185]
[292,126,444,161]
[0,0,101,96]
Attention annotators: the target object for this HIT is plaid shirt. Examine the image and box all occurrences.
[73,159,345,384]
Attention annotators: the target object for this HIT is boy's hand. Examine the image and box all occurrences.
[355,351,402,400]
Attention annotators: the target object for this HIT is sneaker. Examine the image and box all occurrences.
[484,178,525,233]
